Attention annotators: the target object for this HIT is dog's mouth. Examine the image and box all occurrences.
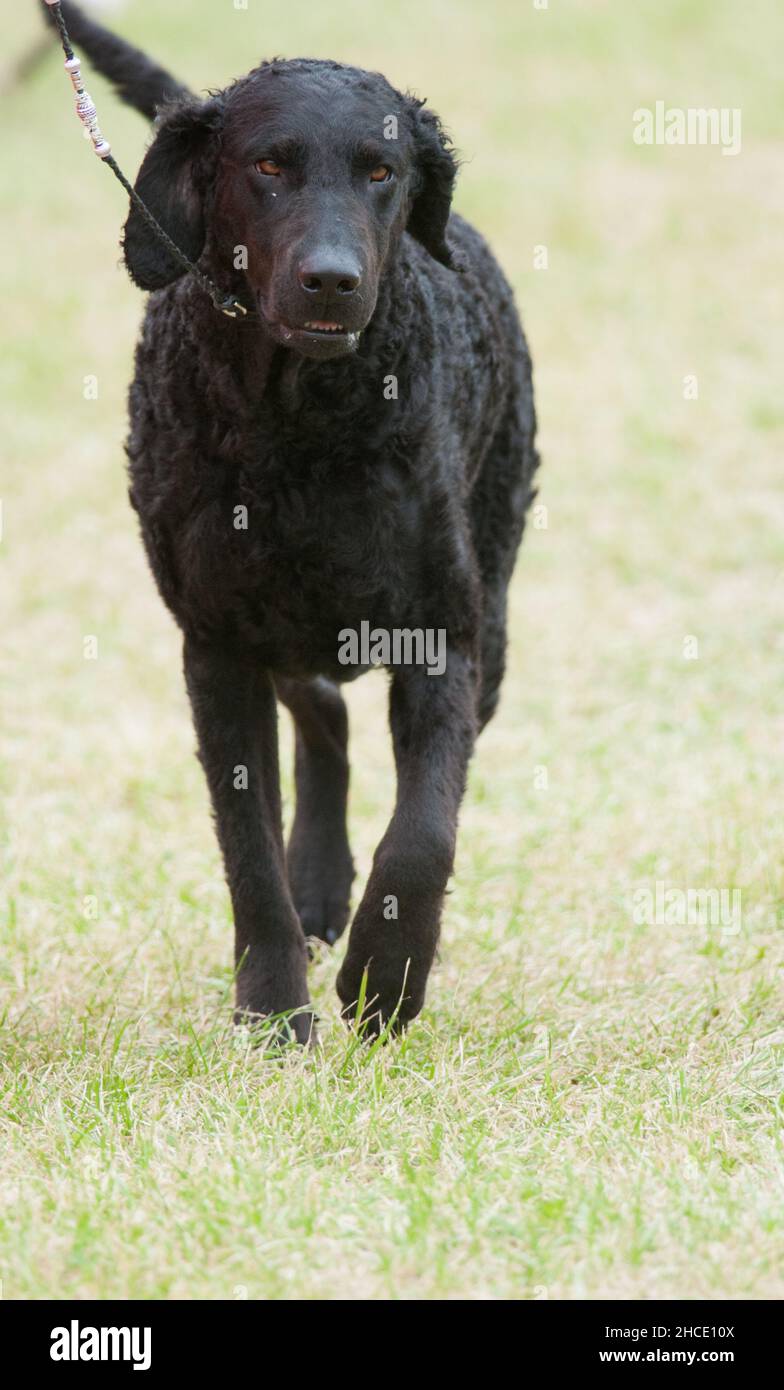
[302,319,349,336]
[273,319,363,359]
[281,320,361,347]
[256,295,366,358]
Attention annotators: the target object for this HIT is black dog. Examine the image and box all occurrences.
[47,2,540,1039]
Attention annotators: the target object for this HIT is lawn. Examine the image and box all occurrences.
[1,0,782,1300]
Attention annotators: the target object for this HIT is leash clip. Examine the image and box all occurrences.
[217,296,249,319]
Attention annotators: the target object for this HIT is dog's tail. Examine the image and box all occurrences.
[41,0,190,120]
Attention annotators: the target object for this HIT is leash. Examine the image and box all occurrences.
[44,0,248,319]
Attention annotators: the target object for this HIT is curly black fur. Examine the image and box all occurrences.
[47,2,540,1039]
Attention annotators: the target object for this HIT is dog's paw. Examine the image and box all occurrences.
[288,848,354,947]
[233,1003,318,1049]
[235,940,316,1046]
[296,892,352,949]
[336,938,428,1038]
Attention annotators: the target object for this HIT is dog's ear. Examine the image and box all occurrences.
[406,104,462,271]
[123,98,224,290]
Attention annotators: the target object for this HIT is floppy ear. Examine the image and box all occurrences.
[123,98,223,290]
[406,104,462,270]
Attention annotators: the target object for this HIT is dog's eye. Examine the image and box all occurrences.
[255,159,282,177]
[369,165,393,183]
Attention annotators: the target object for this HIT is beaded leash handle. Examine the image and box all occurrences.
[44,0,248,318]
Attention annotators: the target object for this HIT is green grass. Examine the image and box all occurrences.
[1,0,783,1299]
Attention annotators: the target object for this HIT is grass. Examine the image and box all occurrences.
[1,0,783,1300]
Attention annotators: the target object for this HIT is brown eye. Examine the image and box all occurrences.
[255,159,282,176]
[370,165,392,183]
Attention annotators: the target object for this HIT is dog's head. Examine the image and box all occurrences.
[123,60,461,359]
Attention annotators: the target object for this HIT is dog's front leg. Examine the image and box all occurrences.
[183,638,313,1043]
[337,652,477,1033]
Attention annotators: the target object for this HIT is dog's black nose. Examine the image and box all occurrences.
[298,255,361,296]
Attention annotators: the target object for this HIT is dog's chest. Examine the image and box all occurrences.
[170,440,428,671]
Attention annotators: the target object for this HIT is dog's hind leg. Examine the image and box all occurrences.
[183,639,313,1043]
[276,677,354,947]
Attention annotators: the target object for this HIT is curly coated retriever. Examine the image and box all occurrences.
[47,2,540,1039]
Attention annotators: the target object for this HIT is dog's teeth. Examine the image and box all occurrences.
[304,321,345,333]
